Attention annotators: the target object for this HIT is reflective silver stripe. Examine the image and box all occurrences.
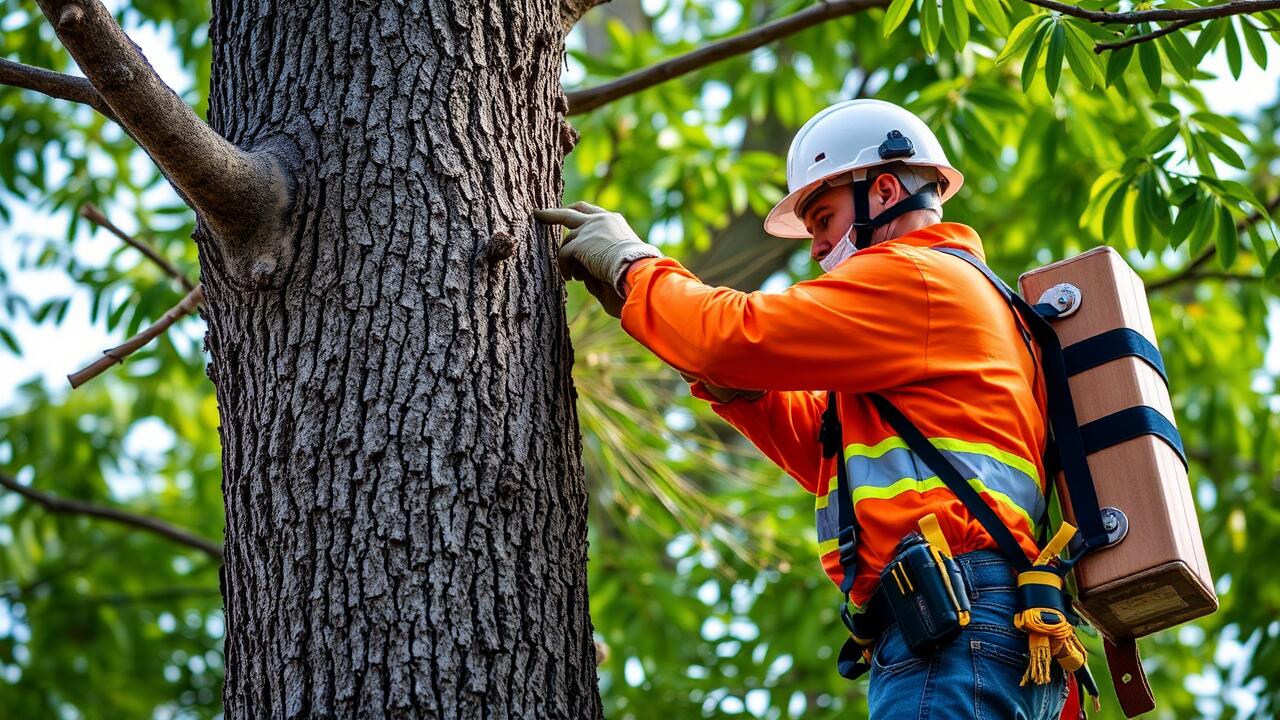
[814,442,1044,544]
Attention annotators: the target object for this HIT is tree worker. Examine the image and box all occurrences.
[535,99,1072,719]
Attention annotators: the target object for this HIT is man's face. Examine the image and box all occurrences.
[801,185,856,263]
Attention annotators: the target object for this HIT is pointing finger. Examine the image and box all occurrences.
[567,200,608,215]
[533,207,589,229]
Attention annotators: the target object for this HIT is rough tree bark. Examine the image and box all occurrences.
[197,1,598,717]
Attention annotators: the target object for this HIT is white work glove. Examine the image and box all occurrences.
[533,201,662,295]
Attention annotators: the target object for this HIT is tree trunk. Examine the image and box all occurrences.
[199,1,599,716]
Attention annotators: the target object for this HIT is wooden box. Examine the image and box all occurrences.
[1018,246,1217,641]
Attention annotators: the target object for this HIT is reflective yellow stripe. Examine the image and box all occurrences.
[818,538,839,556]
[843,436,1041,487]
[815,488,832,510]
[849,476,1036,533]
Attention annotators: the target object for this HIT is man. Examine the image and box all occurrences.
[535,99,1068,719]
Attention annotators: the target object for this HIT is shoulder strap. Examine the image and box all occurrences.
[820,392,859,594]
[931,247,1111,557]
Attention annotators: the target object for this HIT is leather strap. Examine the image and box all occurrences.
[1104,638,1155,717]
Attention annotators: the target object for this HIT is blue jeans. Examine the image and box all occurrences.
[867,551,1069,720]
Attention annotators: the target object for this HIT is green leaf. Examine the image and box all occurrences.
[1191,112,1250,144]
[0,326,19,354]
[882,0,917,37]
[1193,19,1228,63]
[1063,22,1102,89]
[1200,131,1247,169]
[1224,19,1243,79]
[1157,31,1196,82]
[1189,197,1219,255]
[942,0,970,51]
[1267,246,1280,279]
[921,0,942,54]
[970,0,1010,36]
[1239,17,1268,69]
[1216,205,1239,268]
[1044,22,1066,95]
[1102,181,1131,239]
[1021,21,1052,92]
[1171,196,1203,251]
[997,14,1048,65]
[1139,172,1171,235]
[1138,39,1162,93]
[1139,122,1181,154]
[1104,44,1134,87]
[1151,102,1181,119]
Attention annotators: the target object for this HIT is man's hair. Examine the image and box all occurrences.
[868,162,944,219]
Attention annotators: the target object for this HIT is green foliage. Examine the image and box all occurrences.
[2,0,1280,718]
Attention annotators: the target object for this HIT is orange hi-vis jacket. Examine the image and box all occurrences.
[620,222,1048,606]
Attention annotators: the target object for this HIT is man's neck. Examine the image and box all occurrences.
[873,209,941,246]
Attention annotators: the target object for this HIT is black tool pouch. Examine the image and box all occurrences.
[880,533,972,658]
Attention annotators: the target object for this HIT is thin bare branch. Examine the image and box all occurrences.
[32,0,292,269]
[560,0,610,32]
[1023,0,1280,25]
[0,57,116,120]
[80,203,196,292]
[0,471,223,560]
[1094,19,1198,52]
[565,0,889,116]
[1146,194,1280,293]
[68,284,205,388]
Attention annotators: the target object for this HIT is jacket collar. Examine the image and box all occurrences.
[880,222,986,262]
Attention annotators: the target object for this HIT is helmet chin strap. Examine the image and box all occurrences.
[849,181,941,250]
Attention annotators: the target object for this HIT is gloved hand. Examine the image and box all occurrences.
[582,275,626,319]
[678,372,765,404]
[533,201,662,294]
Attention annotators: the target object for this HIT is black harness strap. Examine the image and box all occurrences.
[932,248,1112,557]
[820,392,859,594]
[1063,328,1168,384]
[869,394,1033,572]
[1080,406,1187,469]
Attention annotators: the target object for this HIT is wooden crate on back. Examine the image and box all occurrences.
[1018,246,1217,642]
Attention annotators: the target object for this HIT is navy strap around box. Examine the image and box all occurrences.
[1080,405,1187,469]
[1063,328,1168,385]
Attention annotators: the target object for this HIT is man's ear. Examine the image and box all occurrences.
[871,173,904,205]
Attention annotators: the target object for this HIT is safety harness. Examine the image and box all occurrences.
[821,247,1179,717]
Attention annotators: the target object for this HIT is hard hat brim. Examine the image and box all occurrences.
[763,162,965,239]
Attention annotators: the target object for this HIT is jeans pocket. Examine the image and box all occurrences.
[968,624,1031,670]
[872,626,927,676]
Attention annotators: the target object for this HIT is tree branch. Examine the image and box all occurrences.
[32,0,293,279]
[1023,0,1280,25]
[0,471,223,561]
[80,202,196,292]
[565,0,889,116]
[1146,194,1280,293]
[561,0,611,32]
[1094,19,1198,52]
[0,57,116,120]
[67,283,204,388]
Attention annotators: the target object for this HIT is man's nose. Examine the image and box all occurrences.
[811,238,830,261]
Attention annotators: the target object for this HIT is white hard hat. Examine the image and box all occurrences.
[763,99,964,238]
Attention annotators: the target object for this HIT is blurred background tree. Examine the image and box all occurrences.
[2,0,1278,717]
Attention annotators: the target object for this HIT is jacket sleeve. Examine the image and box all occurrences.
[620,250,932,393]
[687,380,828,494]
